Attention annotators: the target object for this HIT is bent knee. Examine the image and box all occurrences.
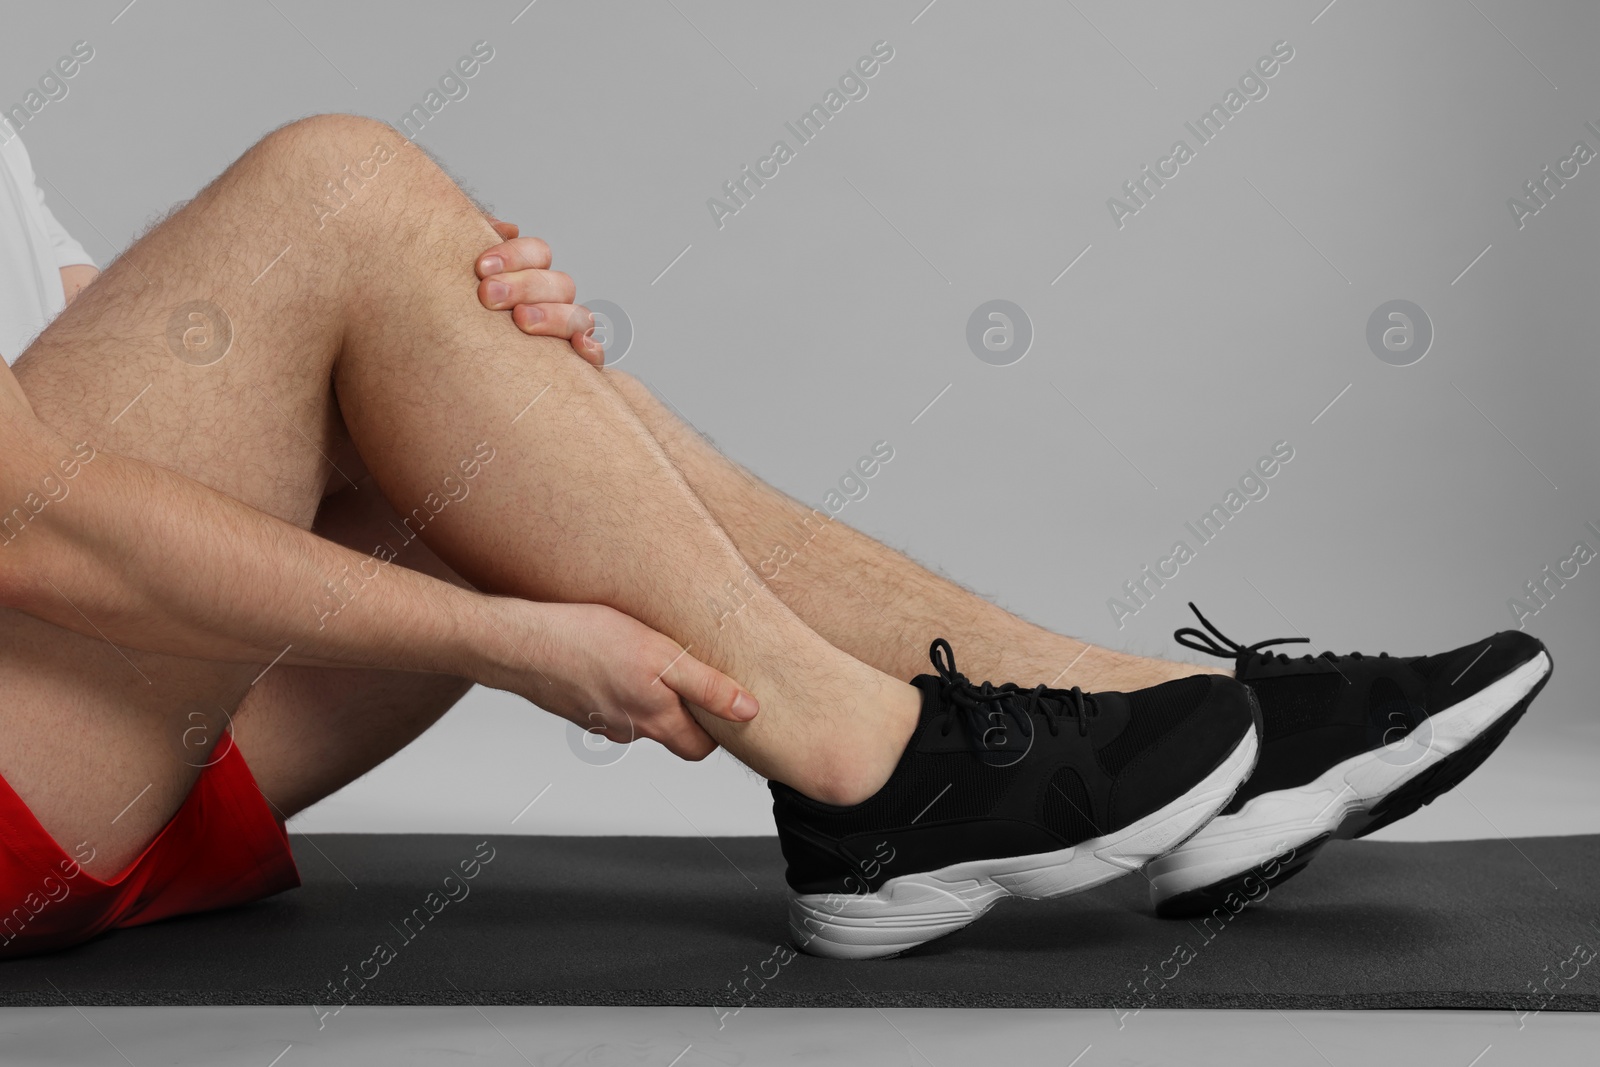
[248,114,428,195]
[259,113,401,160]
[243,113,456,237]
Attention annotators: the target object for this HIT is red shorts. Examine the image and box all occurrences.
[0,734,301,958]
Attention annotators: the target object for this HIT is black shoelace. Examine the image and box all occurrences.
[1174,602,1387,669]
[928,638,1097,744]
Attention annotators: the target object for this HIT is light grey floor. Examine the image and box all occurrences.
[3,1006,1595,1066]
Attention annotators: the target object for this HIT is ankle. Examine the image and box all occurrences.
[790,675,922,807]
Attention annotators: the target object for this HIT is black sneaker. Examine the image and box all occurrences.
[769,639,1260,959]
[1146,603,1552,918]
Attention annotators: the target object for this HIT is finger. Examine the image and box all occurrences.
[596,699,713,760]
[655,710,720,761]
[480,268,575,311]
[573,320,605,367]
[486,216,519,241]
[476,236,552,278]
[508,302,587,335]
[507,302,601,359]
[660,653,758,723]
[507,304,603,366]
[528,300,601,367]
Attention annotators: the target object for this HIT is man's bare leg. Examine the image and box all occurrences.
[236,362,1230,822]
[605,371,1227,691]
[3,114,918,875]
[238,304,1228,822]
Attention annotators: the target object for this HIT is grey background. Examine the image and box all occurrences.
[3,0,1595,841]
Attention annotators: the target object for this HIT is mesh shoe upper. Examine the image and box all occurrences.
[1173,602,1545,813]
[769,639,1255,895]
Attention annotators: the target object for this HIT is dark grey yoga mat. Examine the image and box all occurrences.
[0,833,1595,1010]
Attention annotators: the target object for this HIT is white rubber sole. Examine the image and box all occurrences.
[1145,651,1551,907]
[788,726,1260,960]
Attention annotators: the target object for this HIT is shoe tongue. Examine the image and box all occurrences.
[910,673,945,718]
[909,673,1036,766]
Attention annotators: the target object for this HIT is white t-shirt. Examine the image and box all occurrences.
[0,130,94,365]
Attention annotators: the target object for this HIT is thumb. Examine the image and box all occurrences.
[660,652,759,723]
